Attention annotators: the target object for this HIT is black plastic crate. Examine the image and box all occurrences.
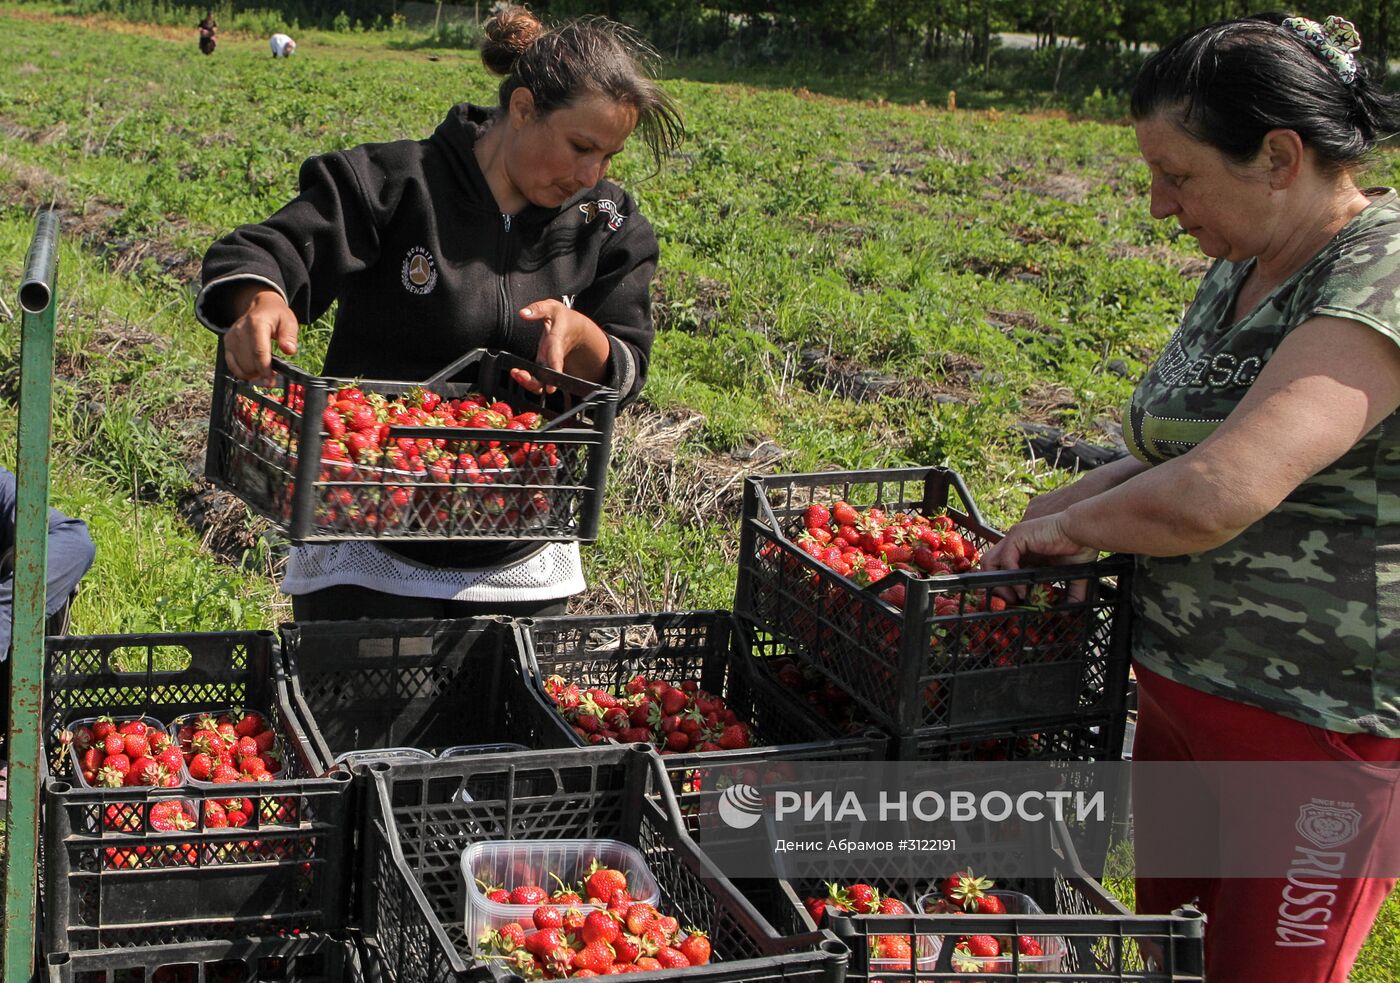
[736,467,1133,746]
[205,343,618,543]
[746,828,1204,982]
[740,623,1123,762]
[42,931,362,983]
[514,610,885,788]
[278,618,578,773]
[359,745,850,982]
[41,632,353,953]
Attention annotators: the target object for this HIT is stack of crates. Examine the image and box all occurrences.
[39,631,357,981]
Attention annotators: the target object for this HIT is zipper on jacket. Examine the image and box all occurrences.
[498,212,513,348]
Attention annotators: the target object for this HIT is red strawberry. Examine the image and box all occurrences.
[510,885,547,906]
[522,927,565,958]
[103,733,126,756]
[574,941,616,975]
[972,893,1006,914]
[232,710,264,737]
[877,896,909,914]
[960,935,1001,957]
[942,868,995,911]
[118,719,148,736]
[871,934,912,960]
[532,906,562,930]
[718,723,751,750]
[497,922,526,950]
[612,934,641,963]
[804,503,831,530]
[212,762,241,784]
[1018,935,1044,955]
[624,902,659,935]
[654,946,690,969]
[584,860,628,903]
[582,910,619,945]
[846,883,877,914]
[188,752,214,781]
[832,501,860,527]
[678,931,711,965]
[150,800,194,832]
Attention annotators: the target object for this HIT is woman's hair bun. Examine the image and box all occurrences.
[481,4,544,77]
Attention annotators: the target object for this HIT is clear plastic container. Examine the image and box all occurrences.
[913,889,1066,972]
[438,743,529,758]
[333,747,435,769]
[66,714,177,788]
[461,838,662,948]
[168,707,288,785]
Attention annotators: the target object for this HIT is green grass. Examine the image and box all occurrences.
[0,6,1398,969]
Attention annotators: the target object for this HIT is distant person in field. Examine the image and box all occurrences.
[270,32,297,57]
[196,5,683,622]
[198,11,217,55]
[980,13,1400,983]
[0,465,96,782]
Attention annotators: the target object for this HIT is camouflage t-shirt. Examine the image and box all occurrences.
[1125,188,1400,737]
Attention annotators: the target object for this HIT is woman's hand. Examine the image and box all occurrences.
[511,300,610,394]
[224,286,299,386]
[979,513,1100,601]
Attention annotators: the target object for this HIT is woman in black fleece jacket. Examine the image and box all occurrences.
[196,5,683,621]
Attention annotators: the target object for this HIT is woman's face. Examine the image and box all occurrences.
[1135,114,1275,263]
[507,91,638,208]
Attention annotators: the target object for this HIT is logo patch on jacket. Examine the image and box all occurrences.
[401,247,438,295]
[579,199,625,231]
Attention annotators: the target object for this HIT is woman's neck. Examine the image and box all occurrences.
[472,125,528,215]
[1253,181,1372,286]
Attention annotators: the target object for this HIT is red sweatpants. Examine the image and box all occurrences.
[1132,664,1400,983]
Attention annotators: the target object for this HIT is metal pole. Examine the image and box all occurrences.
[4,208,60,983]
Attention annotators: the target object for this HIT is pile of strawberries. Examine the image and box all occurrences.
[791,501,980,589]
[234,384,559,535]
[173,709,285,785]
[755,500,1080,724]
[541,673,753,755]
[67,716,183,789]
[476,860,712,977]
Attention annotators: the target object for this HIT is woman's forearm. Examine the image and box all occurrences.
[1023,455,1152,520]
[1060,454,1255,557]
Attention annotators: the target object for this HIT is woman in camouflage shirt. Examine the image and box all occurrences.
[982,14,1400,982]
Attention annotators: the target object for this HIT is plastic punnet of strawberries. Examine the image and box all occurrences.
[803,882,938,974]
[918,869,1053,974]
[64,715,184,789]
[540,673,753,755]
[476,859,712,976]
[173,708,286,786]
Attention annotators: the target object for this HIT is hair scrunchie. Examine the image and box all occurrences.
[1282,14,1362,84]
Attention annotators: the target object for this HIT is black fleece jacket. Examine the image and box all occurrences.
[197,103,658,570]
[196,102,655,405]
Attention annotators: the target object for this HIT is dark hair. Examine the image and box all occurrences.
[1131,12,1400,170]
[480,4,685,173]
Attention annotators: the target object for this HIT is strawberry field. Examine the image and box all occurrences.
[1,5,1399,976]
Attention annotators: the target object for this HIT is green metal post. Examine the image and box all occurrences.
[4,209,60,983]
